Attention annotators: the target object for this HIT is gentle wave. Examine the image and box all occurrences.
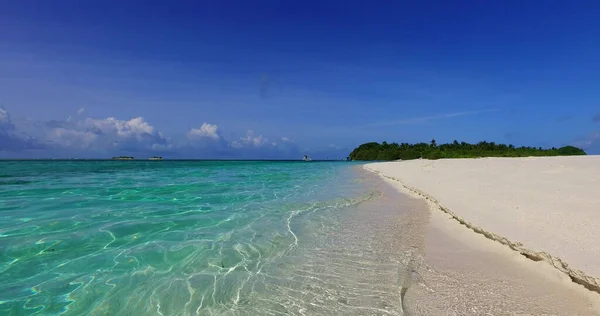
[1,161,393,315]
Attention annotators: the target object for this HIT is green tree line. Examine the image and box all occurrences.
[348,140,587,161]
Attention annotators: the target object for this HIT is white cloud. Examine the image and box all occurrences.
[84,117,155,139]
[0,107,15,130]
[0,108,9,123]
[0,108,42,151]
[20,114,170,151]
[77,107,86,115]
[231,130,271,148]
[0,107,303,157]
[187,123,220,140]
[50,127,98,148]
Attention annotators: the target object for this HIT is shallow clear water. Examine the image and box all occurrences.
[0,160,416,315]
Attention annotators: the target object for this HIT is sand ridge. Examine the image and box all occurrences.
[364,156,600,294]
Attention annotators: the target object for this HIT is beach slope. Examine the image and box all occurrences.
[365,156,600,292]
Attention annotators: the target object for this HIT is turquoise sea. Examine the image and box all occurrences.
[0,160,415,315]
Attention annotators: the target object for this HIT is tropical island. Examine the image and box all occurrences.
[111,156,135,160]
[349,140,586,161]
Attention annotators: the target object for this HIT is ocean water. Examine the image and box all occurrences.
[0,160,417,315]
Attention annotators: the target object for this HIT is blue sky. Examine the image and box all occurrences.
[1,1,599,158]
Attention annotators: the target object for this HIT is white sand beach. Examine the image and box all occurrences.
[365,156,600,294]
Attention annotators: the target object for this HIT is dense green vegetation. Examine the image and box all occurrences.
[348,140,587,161]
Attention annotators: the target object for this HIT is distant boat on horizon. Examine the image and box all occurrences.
[302,155,312,162]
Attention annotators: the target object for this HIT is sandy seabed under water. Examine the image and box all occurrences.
[232,167,600,315]
[6,162,598,316]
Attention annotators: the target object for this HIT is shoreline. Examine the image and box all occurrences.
[416,194,600,315]
[360,167,600,315]
[364,156,600,296]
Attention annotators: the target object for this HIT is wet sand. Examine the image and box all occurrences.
[196,167,600,315]
[404,199,600,315]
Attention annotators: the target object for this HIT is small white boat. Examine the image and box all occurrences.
[302,155,312,161]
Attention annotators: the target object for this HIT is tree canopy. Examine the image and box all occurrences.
[348,140,586,161]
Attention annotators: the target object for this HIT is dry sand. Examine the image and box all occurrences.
[365,171,600,315]
[338,170,600,315]
[365,155,600,296]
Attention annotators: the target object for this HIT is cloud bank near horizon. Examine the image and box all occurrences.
[0,106,596,158]
[0,107,314,159]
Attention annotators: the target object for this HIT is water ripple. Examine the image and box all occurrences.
[0,161,411,315]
